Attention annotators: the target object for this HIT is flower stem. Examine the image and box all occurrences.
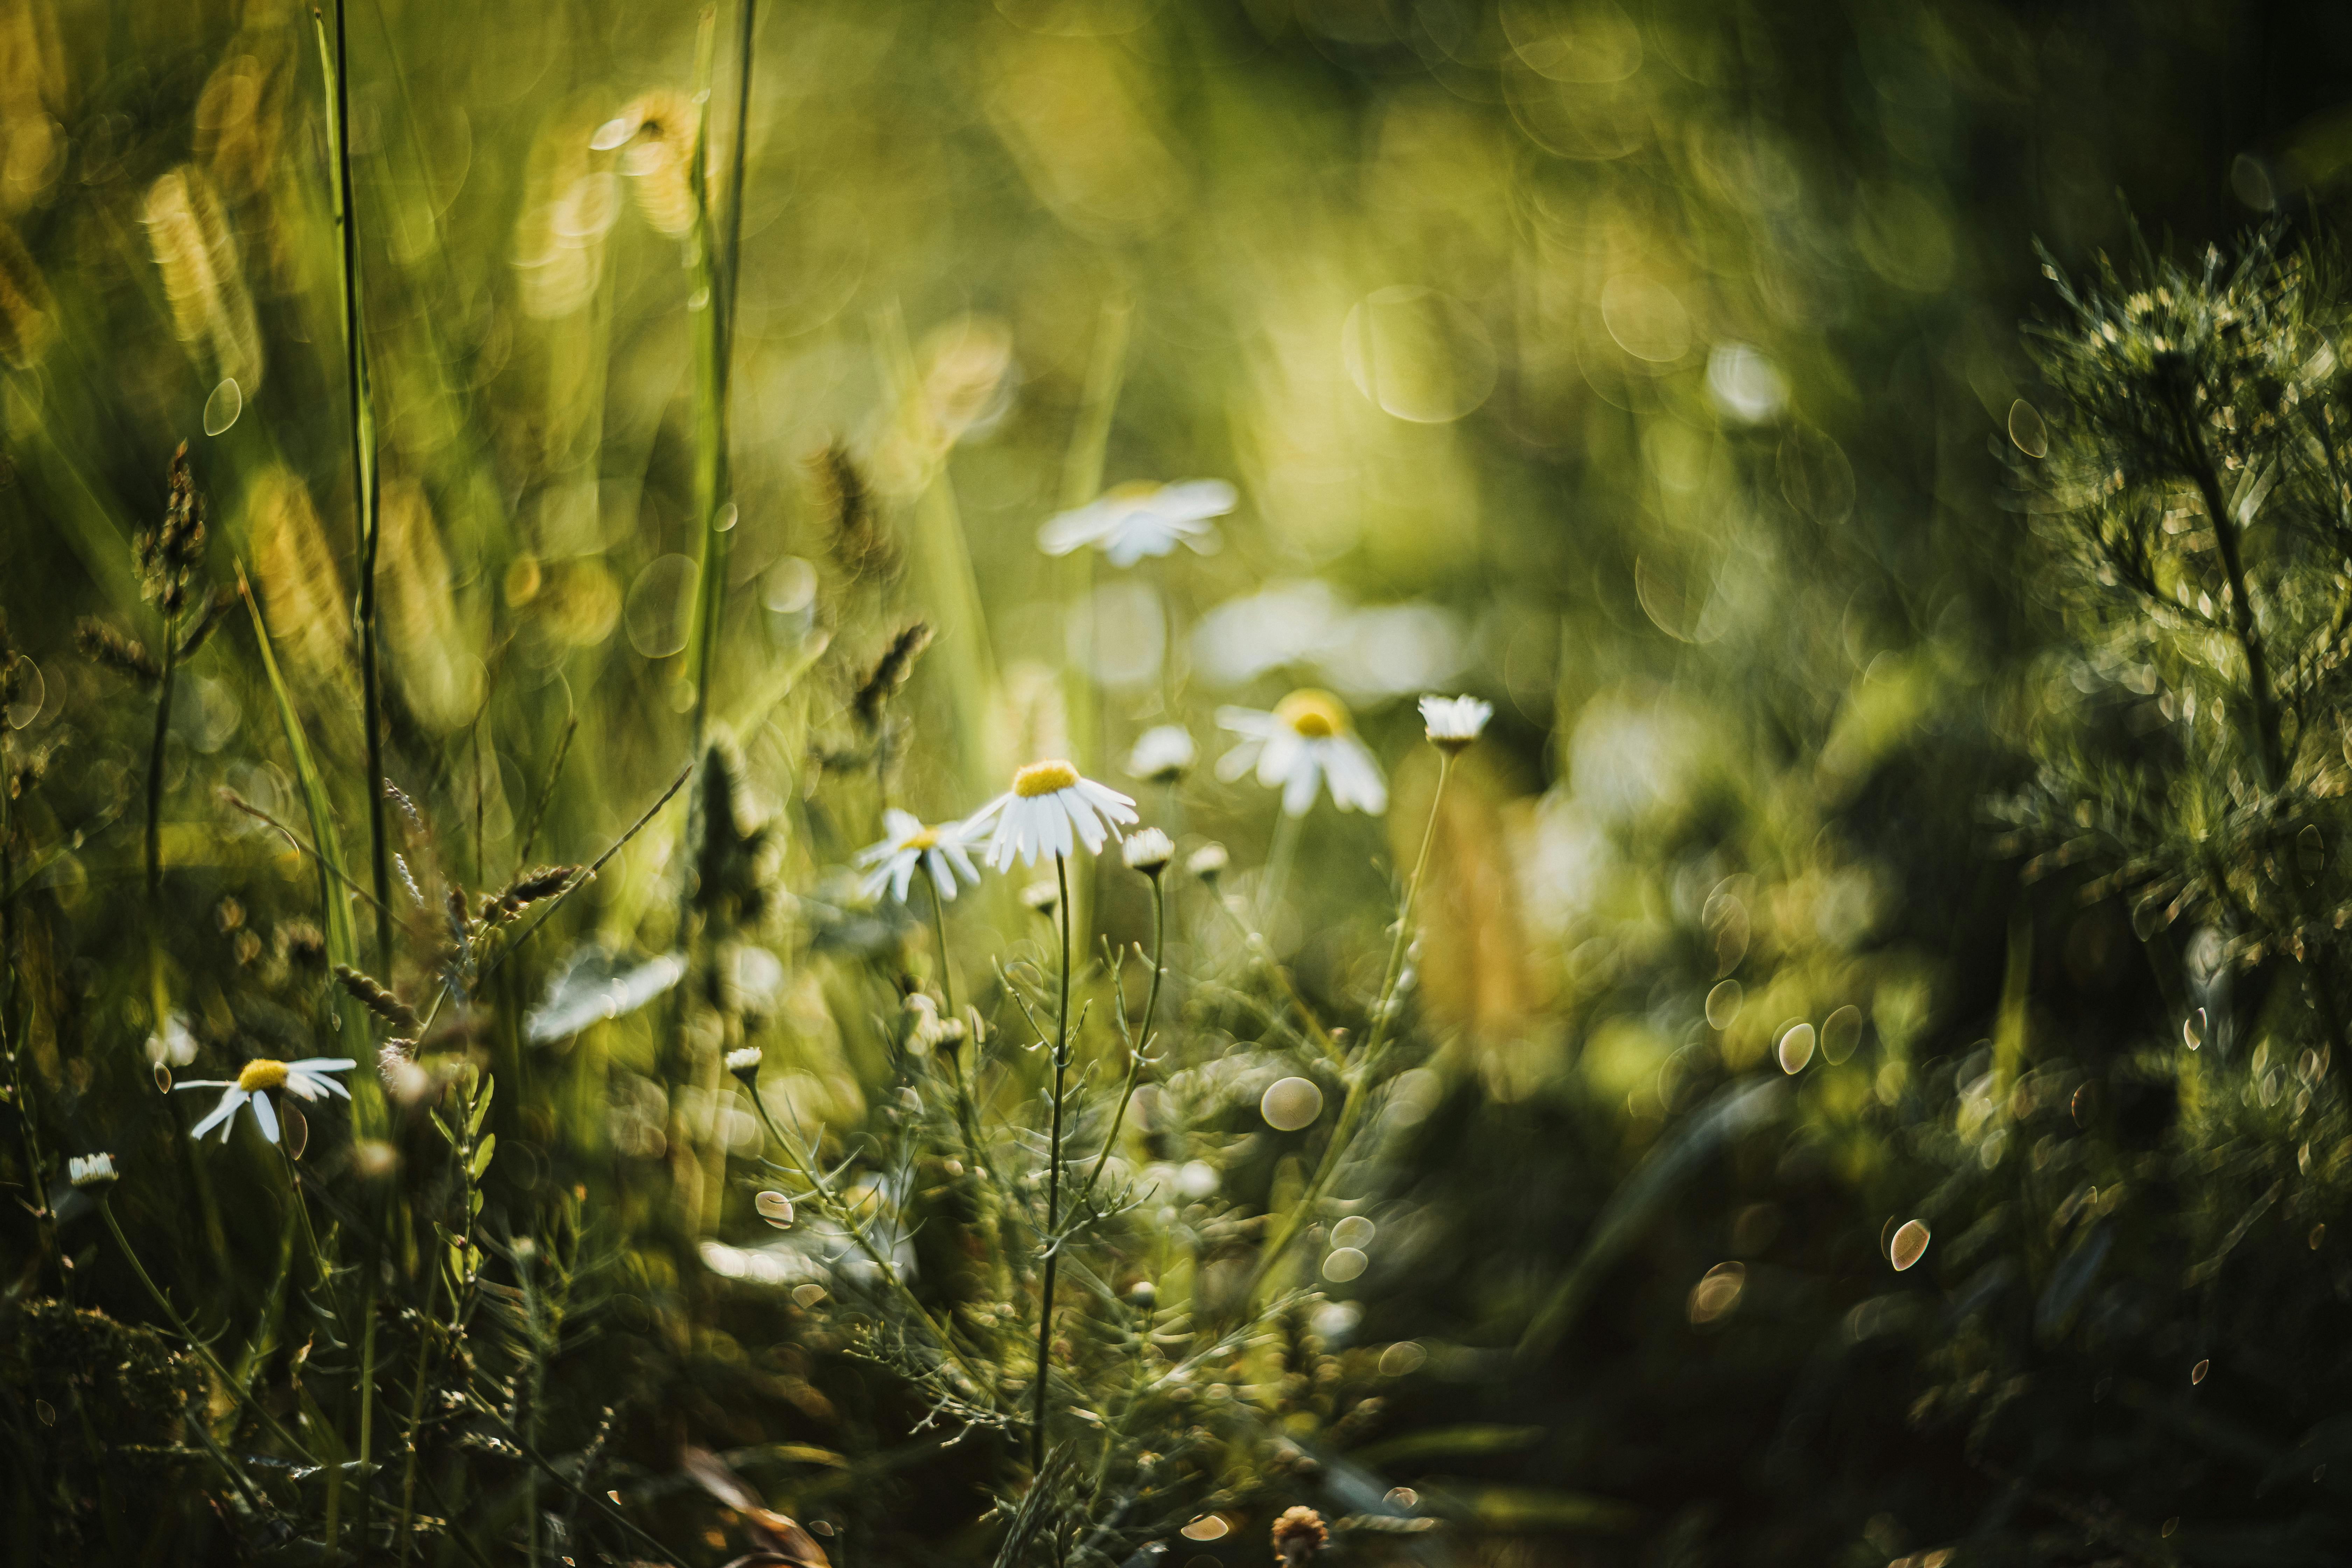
[1080,875,1163,1208]
[743,1082,983,1394]
[1257,802,1303,929]
[1248,753,1451,1302]
[99,1197,316,1464]
[315,0,393,975]
[1032,849,1073,1471]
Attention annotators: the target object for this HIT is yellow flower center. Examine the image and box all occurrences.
[238,1059,288,1093]
[906,826,940,850]
[1014,760,1080,798]
[1275,689,1349,740]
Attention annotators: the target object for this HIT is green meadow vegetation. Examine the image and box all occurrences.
[7,1,2352,1564]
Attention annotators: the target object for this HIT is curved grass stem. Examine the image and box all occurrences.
[1032,849,1073,1472]
[1247,752,1452,1303]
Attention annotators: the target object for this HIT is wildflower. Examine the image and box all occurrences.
[1217,690,1388,817]
[856,808,984,905]
[1188,842,1230,881]
[725,1045,763,1082]
[68,1153,118,1189]
[1122,827,1175,877]
[1419,693,1492,753]
[176,1057,355,1144]
[1021,879,1063,917]
[1038,479,1236,568]
[1126,724,1198,784]
[1271,1506,1328,1565]
[967,760,1138,869]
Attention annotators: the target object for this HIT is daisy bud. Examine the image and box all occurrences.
[68,1152,118,1189]
[1187,842,1229,881]
[1021,879,1062,917]
[1122,827,1175,877]
[1271,1506,1328,1565]
[1418,693,1493,754]
[725,1045,763,1082]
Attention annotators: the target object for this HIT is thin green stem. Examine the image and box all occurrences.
[99,1197,316,1463]
[1032,850,1073,1472]
[743,1084,984,1394]
[1257,803,1303,930]
[144,609,176,903]
[314,2,392,974]
[1080,875,1164,1208]
[394,1267,446,1564]
[1247,752,1452,1303]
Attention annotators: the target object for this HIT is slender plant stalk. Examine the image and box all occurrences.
[143,607,176,904]
[1032,849,1073,1471]
[742,1085,984,1393]
[1257,803,1303,928]
[355,1277,378,1559]
[99,1197,317,1463]
[314,2,393,975]
[685,0,758,747]
[1248,753,1453,1302]
[1080,876,1164,1206]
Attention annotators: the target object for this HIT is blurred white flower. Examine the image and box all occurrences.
[1706,342,1788,424]
[855,808,984,904]
[967,760,1139,869]
[1126,724,1197,783]
[176,1057,354,1144]
[1419,693,1493,750]
[725,1045,763,1079]
[1038,479,1234,568]
[1217,690,1388,817]
[1187,842,1229,879]
[1192,580,1464,699]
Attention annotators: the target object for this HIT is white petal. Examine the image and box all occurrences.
[1282,756,1323,817]
[285,1073,324,1101]
[891,852,918,903]
[252,1091,280,1144]
[926,850,958,902]
[1256,728,1306,790]
[189,1090,244,1141]
[1215,706,1276,738]
[1215,739,1264,783]
[882,807,923,841]
[287,1058,357,1073]
[1073,778,1138,822]
[1061,792,1108,853]
[944,841,980,884]
[174,1080,235,1091]
[1328,736,1388,814]
[1038,502,1113,556]
[1153,479,1238,520]
[1043,798,1075,860]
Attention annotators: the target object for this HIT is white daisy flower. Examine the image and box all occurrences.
[966,759,1138,869]
[1419,693,1493,752]
[1187,842,1229,880]
[1125,724,1198,784]
[175,1057,356,1145]
[855,808,984,904]
[1037,480,1235,569]
[724,1045,763,1080]
[1216,690,1388,817]
[69,1152,119,1189]
[1122,826,1176,876]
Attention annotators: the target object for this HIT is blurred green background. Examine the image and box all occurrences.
[10,0,2352,1562]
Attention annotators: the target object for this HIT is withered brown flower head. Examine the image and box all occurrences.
[1271,1505,1327,1565]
